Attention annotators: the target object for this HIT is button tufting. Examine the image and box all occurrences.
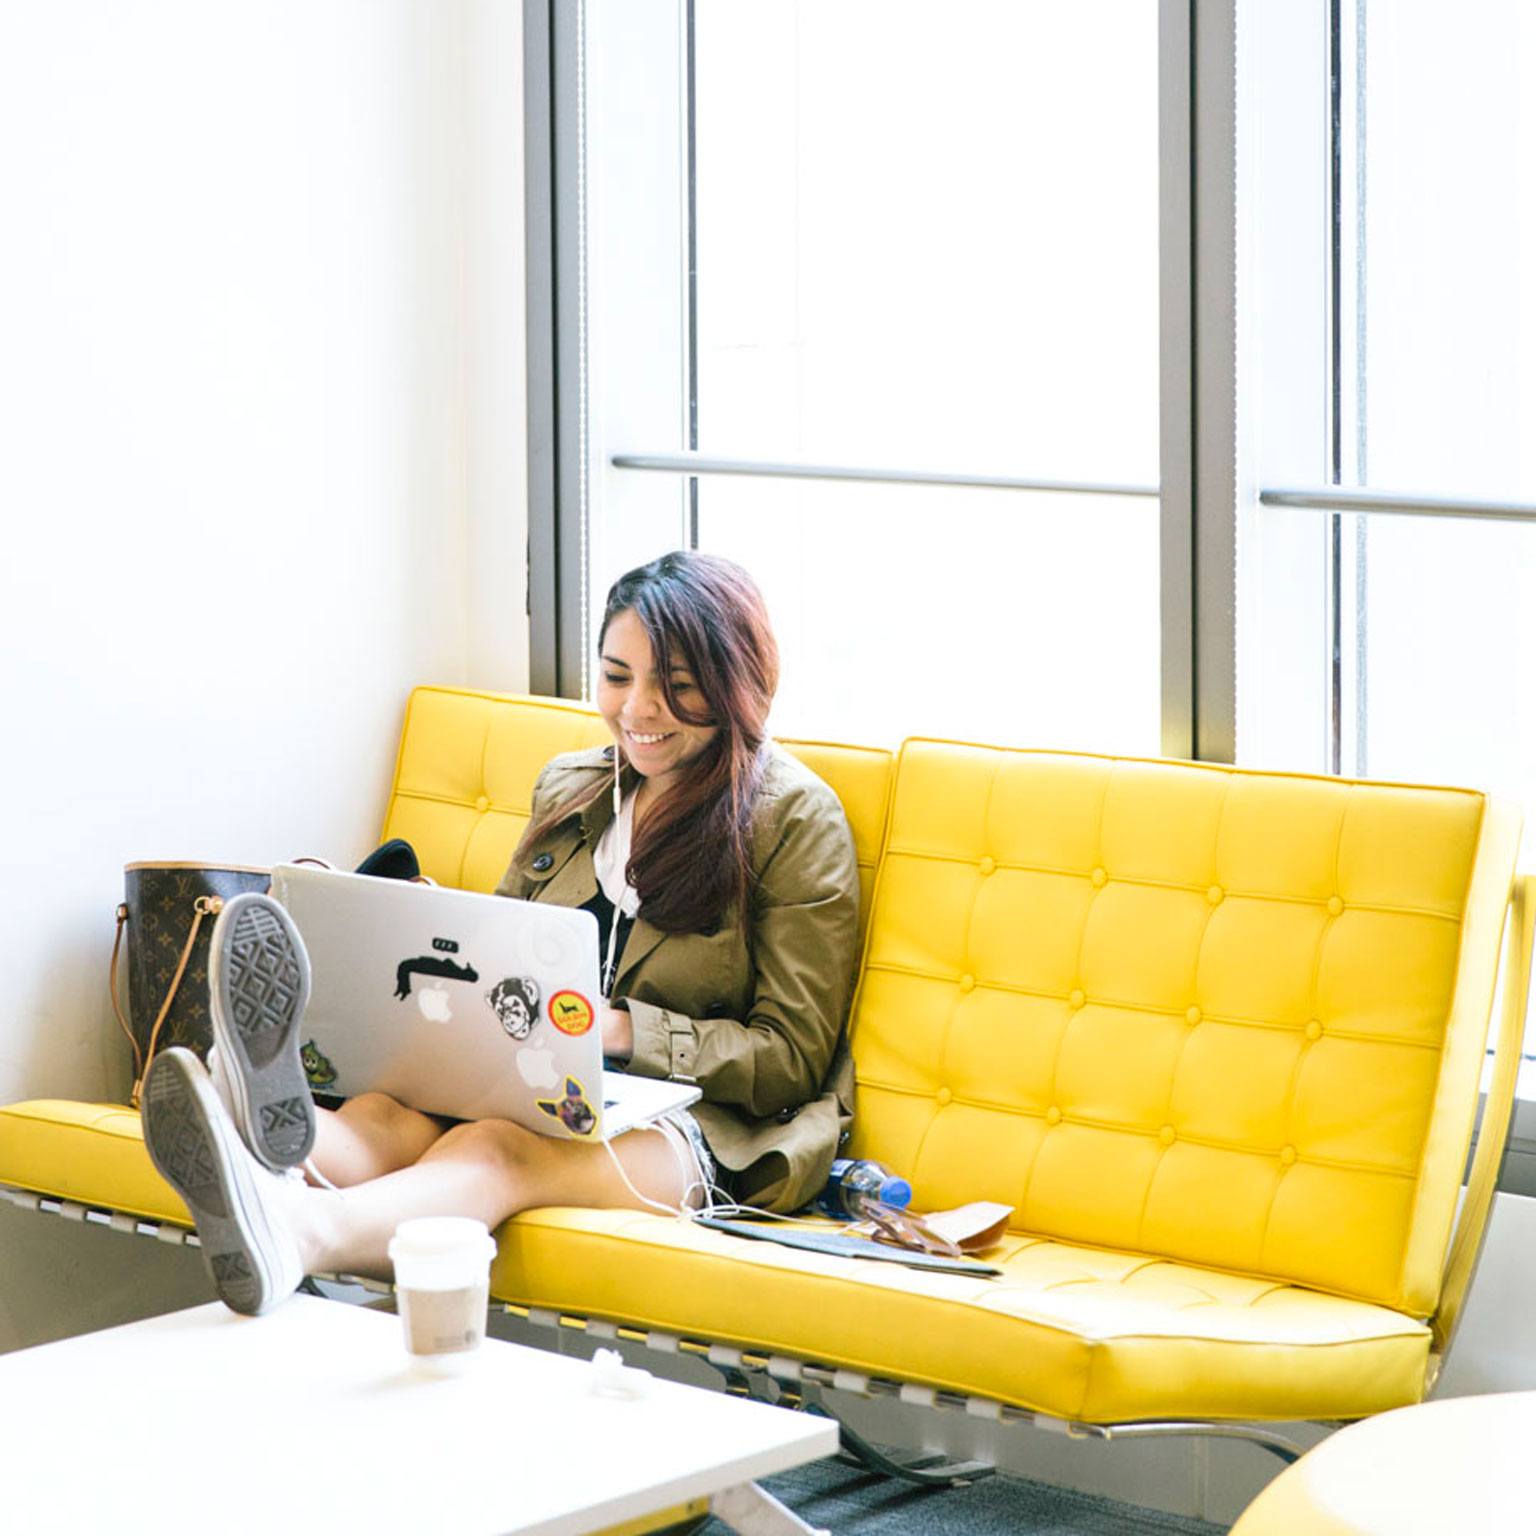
[475,795,490,813]
[1327,895,1345,916]
[959,974,976,994]
[1091,867,1108,888]
[1185,1005,1202,1027]
[1068,989,1086,1010]
[1305,1019,1323,1042]
[1206,885,1224,906]
[1280,1145,1297,1167]
[1045,1106,1062,1126]
[936,1087,953,1107]
[978,856,996,876]
[1159,1125,1176,1147]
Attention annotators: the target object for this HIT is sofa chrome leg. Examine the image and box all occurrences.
[1070,1419,1307,1466]
[711,1481,829,1536]
[802,1400,995,1487]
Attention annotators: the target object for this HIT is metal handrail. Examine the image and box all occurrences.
[611,451,1160,500]
[1261,487,1536,525]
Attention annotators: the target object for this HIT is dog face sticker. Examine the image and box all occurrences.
[536,1076,597,1138]
[487,975,541,1040]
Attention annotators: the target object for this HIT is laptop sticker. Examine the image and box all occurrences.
[487,975,541,1040]
[537,1076,597,1138]
[515,1042,560,1090]
[548,990,595,1036]
[301,1040,337,1090]
[394,953,479,1000]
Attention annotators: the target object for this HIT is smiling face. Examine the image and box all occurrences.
[596,607,719,794]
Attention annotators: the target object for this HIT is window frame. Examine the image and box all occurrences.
[523,0,1239,755]
[522,0,1532,1181]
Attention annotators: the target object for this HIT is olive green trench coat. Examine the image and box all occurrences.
[495,743,859,1211]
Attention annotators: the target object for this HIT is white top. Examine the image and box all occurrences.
[593,786,641,920]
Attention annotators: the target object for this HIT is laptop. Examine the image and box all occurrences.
[268,863,701,1140]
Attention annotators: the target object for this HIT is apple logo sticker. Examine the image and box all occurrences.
[418,985,452,1024]
[516,1044,560,1090]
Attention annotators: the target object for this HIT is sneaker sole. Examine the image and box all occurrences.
[142,1050,300,1316]
[209,893,316,1171]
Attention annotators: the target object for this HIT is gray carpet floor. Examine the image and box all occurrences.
[698,1456,1231,1535]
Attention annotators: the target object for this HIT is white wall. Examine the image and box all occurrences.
[0,0,527,1114]
[0,0,528,1353]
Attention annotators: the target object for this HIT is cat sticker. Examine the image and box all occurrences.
[394,955,479,1000]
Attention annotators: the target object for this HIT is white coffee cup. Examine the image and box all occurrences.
[388,1216,497,1364]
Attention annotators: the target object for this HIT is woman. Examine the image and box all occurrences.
[142,552,861,1316]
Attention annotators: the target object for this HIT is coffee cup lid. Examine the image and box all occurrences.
[388,1216,495,1261]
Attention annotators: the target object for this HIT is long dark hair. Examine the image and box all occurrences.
[521,552,779,934]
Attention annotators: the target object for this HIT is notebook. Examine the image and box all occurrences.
[267,863,700,1140]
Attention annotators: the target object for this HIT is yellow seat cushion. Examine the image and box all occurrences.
[0,1098,1428,1423]
[0,1100,187,1226]
[1230,1391,1536,1534]
[490,1206,1431,1423]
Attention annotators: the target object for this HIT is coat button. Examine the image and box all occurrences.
[775,1106,799,1124]
[531,853,554,873]
[705,1001,730,1019]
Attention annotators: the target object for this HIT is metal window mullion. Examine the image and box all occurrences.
[524,0,558,695]
[1191,0,1239,765]
[525,0,590,701]
[554,0,590,700]
[1158,0,1196,761]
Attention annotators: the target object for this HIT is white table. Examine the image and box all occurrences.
[1,1297,839,1535]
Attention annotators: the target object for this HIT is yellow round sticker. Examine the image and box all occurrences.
[548,989,595,1036]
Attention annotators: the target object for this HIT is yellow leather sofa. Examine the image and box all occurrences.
[1,687,1530,1466]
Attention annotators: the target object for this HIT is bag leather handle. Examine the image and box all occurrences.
[112,895,225,1108]
[109,905,140,1082]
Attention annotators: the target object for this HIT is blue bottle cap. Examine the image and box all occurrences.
[879,1176,913,1209]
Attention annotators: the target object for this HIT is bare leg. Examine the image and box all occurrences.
[308,1093,452,1187]
[284,1114,700,1279]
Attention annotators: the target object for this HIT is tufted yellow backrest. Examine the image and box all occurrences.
[380,688,895,943]
[847,740,1521,1315]
[381,690,611,891]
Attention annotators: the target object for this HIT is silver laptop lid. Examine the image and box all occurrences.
[269,863,609,1136]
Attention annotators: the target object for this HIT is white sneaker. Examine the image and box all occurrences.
[208,892,316,1171]
[142,1047,305,1316]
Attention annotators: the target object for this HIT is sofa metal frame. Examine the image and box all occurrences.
[4,878,1529,1493]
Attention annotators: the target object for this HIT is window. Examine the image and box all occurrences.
[530,1,1536,1130]
[1242,0,1536,1107]
[1244,0,1536,807]
[539,0,1168,752]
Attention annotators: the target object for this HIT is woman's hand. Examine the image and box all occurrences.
[601,1004,633,1063]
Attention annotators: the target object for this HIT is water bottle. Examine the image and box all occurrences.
[815,1158,912,1220]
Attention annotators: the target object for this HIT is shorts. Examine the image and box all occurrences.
[656,1108,716,1205]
